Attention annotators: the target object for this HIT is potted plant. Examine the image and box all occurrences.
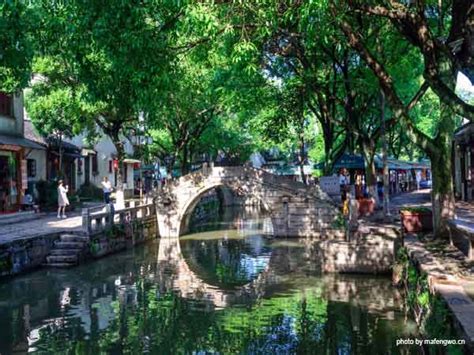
[400,207,433,233]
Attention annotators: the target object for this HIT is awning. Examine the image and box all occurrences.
[50,150,82,158]
[333,154,365,169]
[123,158,141,164]
[318,153,431,172]
[0,134,46,150]
[81,148,96,156]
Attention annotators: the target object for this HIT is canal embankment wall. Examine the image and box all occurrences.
[0,203,158,278]
[404,235,474,351]
[307,223,401,274]
[0,233,61,277]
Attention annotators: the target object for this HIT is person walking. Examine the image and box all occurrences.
[101,176,112,204]
[57,180,69,218]
[339,169,348,202]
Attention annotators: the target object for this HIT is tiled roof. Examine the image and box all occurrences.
[23,119,47,146]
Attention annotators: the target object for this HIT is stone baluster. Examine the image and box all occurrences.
[82,208,91,235]
[105,204,113,227]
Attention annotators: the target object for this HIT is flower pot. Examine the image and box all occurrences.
[400,209,433,233]
[358,198,375,216]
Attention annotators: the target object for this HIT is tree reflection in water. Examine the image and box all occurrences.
[0,211,426,354]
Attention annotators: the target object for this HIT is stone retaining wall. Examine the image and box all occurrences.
[87,215,157,258]
[301,225,400,274]
[320,239,396,273]
[405,235,474,351]
[0,234,61,277]
[0,215,158,278]
[447,220,474,259]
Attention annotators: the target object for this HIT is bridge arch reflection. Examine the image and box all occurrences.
[157,236,276,309]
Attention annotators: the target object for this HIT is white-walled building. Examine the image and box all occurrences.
[66,132,139,198]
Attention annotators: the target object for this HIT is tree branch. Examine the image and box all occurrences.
[335,11,437,154]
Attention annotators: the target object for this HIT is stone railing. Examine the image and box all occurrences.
[82,202,156,235]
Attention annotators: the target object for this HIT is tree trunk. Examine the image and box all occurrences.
[57,133,63,179]
[362,145,379,206]
[299,131,307,185]
[430,59,457,238]
[111,132,125,209]
[181,145,189,176]
[322,124,334,176]
[380,91,391,218]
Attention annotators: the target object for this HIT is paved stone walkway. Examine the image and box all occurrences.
[455,200,474,228]
[388,189,432,214]
[0,212,83,244]
[384,189,473,229]
[405,235,474,350]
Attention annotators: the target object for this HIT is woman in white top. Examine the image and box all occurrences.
[57,180,69,218]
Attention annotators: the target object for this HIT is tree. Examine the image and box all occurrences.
[0,1,34,92]
[256,79,315,184]
[334,0,474,236]
[30,0,193,204]
[148,56,224,176]
[26,83,79,177]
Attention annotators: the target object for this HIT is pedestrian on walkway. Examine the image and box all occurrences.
[339,169,348,202]
[57,180,69,218]
[101,176,112,204]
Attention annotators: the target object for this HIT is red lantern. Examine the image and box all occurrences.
[113,159,119,170]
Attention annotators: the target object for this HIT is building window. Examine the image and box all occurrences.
[92,155,98,175]
[0,93,12,117]
[77,158,83,174]
[27,159,36,178]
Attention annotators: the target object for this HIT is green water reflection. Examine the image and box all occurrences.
[0,210,431,354]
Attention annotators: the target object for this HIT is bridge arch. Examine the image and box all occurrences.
[156,166,342,238]
[177,181,274,236]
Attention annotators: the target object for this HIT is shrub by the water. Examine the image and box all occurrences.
[36,180,58,207]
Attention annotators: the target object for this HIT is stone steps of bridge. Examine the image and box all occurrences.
[44,233,89,268]
[49,249,80,256]
[43,262,77,268]
[59,234,90,243]
[46,254,78,264]
[54,241,86,249]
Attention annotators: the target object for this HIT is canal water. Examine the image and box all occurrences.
[0,206,423,354]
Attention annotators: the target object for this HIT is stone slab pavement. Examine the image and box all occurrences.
[388,189,432,214]
[0,212,83,245]
[386,189,474,229]
[405,235,474,350]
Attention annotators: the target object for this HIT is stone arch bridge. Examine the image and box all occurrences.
[156,166,343,238]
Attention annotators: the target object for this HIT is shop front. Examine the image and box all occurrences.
[46,139,81,191]
[0,135,45,212]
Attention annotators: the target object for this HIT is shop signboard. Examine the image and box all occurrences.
[319,175,340,195]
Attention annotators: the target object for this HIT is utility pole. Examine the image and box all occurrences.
[380,90,391,219]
